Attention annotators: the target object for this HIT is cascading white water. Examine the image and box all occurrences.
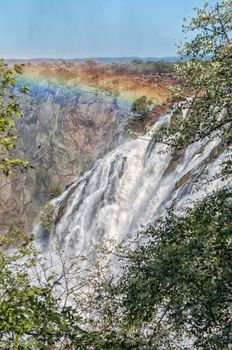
[47,112,225,256]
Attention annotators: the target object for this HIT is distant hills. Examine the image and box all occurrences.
[72,57,181,64]
[5,56,180,65]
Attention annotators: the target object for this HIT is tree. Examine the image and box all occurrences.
[131,96,152,120]
[0,240,101,349]
[0,59,30,175]
[94,190,231,350]
[155,0,231,177]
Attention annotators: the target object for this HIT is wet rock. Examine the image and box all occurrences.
[175,170,193,189]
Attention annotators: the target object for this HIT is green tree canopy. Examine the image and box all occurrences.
[131,96,152,120]
[0,60,30,175]
[155,0,232,177]
[98,189,231,349]
[0,241,100,349]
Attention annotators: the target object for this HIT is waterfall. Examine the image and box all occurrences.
[45,113,225,256]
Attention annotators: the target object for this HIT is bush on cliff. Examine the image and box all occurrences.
[0,60,30,175]
[131,95,153,120]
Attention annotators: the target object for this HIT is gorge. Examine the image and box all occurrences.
[0,60,175,234]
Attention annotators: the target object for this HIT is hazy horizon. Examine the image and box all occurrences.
[5,55,179,60]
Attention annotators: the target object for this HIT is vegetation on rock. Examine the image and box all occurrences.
[40,203,55,236]
[130,95,153,120]
[155,0,232,179]
[0,60,30,175]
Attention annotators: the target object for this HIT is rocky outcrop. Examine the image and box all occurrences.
[175,171,193,189]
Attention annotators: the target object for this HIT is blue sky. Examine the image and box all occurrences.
[0,0,207,59]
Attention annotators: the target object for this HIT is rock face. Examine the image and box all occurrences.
[0,62,174,233]
[0,86,127,231]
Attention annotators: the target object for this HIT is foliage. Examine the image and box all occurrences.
[0,237,140,350]
[0,59,30,175]
[49,183,63,199]
[88,189,232,350]
[4,216,28,247]
[111,60,175,75]
[131,96,152,120]
[154,0,232,177]
[40,203,55,235]
[0,243,71,349]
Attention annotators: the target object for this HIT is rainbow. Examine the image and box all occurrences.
[18,72,138,109]
[17,63,173,108]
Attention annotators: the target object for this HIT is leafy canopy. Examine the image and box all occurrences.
[0,240,99,350]
[156,0,232,176]
[101,189,231,350]
[131,95,153,120]
[0,60,30,175]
